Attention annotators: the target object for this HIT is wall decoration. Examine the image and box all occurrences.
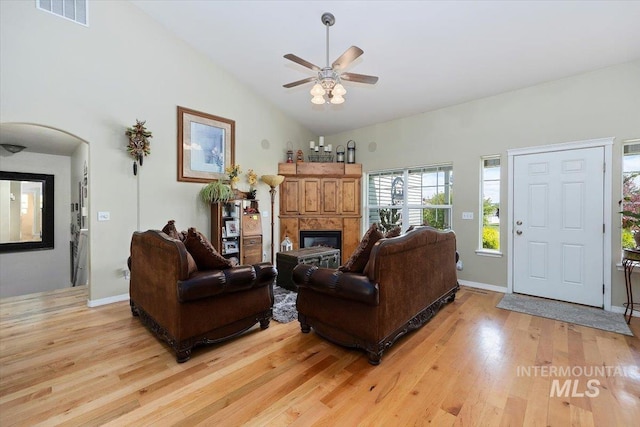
[177,106,235,183]
[125,120,152,175]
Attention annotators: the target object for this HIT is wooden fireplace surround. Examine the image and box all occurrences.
[277,162,362,264]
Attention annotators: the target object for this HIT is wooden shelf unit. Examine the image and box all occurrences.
[277,163,362,264]
[210,199,263,265]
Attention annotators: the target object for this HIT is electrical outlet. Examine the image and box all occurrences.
[98,211,110,221]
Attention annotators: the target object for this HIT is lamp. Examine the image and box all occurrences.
[261,174,285,263]
[1,144,26,154]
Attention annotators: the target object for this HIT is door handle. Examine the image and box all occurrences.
[516,220,522,225]
[516,230,523,235]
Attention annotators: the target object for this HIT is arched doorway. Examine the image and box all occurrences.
[0,123,90,298]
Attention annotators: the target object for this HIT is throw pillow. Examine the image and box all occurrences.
[184,227,233,270]
[385,226,401,238]
[339,223,384,273]
[185,251,198,276]
[162,220,185,241]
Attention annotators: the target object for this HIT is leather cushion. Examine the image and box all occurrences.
[183,227,232,270]
[338,223,384,273]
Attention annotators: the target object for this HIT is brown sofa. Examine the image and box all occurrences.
[293,226,459,365]
[129,230,276,362]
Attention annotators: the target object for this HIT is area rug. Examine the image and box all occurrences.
[497,293,633,336]
[272,286,298,323]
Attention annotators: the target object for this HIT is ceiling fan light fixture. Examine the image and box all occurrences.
[283,12,378,106]
[311,95,326,105]
[333,83,346,96]
[330,94,345,105]
[310,83,325,97]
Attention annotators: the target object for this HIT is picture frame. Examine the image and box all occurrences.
[177,106,235,183]
[224,240,238,254]
[225,220,239,237]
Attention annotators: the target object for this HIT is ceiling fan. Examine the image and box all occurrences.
[283,12,379,105]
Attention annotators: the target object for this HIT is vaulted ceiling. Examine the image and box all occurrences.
[131,1,640,136]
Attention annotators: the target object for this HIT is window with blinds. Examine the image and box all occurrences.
[37,0,88,26]
[367,164,453,233]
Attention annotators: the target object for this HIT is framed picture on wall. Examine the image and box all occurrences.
[177,106,235,183]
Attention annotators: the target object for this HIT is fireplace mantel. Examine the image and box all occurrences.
[277,163,362,264]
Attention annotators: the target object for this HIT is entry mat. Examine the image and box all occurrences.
[497,293,633,336]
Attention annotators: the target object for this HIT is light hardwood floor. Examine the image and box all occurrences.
[0,285,638,426]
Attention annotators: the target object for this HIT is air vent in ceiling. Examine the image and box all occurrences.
[37,0,88,26]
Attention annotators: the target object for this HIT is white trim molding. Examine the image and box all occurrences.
[507,137,614,311]
[87,293,129,307]
[459,280,508,294]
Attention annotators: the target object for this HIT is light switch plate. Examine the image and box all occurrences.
[98,211,110,221]
[462,212,474,220]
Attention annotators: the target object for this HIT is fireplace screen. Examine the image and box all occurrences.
[299,230,341,250]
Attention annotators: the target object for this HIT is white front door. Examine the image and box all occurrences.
[513,147,604,307]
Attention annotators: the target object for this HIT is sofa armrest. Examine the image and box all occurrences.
[293,264,378,306]
[253,262,278,285]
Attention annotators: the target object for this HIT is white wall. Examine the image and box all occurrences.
[0,1,314,302]
[329,60,640,307]
[0,152,71,298]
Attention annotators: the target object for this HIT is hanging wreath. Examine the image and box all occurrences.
[125,119,152,175]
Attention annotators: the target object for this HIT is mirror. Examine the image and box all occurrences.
[0,171,54,252]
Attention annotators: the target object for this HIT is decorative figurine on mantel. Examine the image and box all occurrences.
[296,149,305,163]
[125,119,152,175]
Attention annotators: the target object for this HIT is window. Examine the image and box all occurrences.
[622,143,640,249]
[480,156,501,251]
[367,164,453,232]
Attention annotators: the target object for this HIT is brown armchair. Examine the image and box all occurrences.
[129,230,276,362]
[293,226,459,365]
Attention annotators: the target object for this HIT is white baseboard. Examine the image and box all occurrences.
[610,305,639,319]
[458,280,508,294]
[87,293,129,307]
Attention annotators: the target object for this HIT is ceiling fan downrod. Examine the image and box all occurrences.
[322,12,335,69]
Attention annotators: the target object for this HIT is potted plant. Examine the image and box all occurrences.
[199,180,233,205]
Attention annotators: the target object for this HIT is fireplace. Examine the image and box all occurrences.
[299,230,342,251]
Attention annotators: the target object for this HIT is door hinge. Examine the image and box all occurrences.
[603,162,606,173]
[603,223,605,233]
[603,284,605,294]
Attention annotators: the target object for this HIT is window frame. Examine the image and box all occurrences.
[366,163,453,233]
[478,155,502,256]
[621,142,640,251]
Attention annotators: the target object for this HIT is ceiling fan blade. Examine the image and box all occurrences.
[340,72,379,84]
[283,77,316,88]
[284,54,321,71]
[332,46,364,70]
